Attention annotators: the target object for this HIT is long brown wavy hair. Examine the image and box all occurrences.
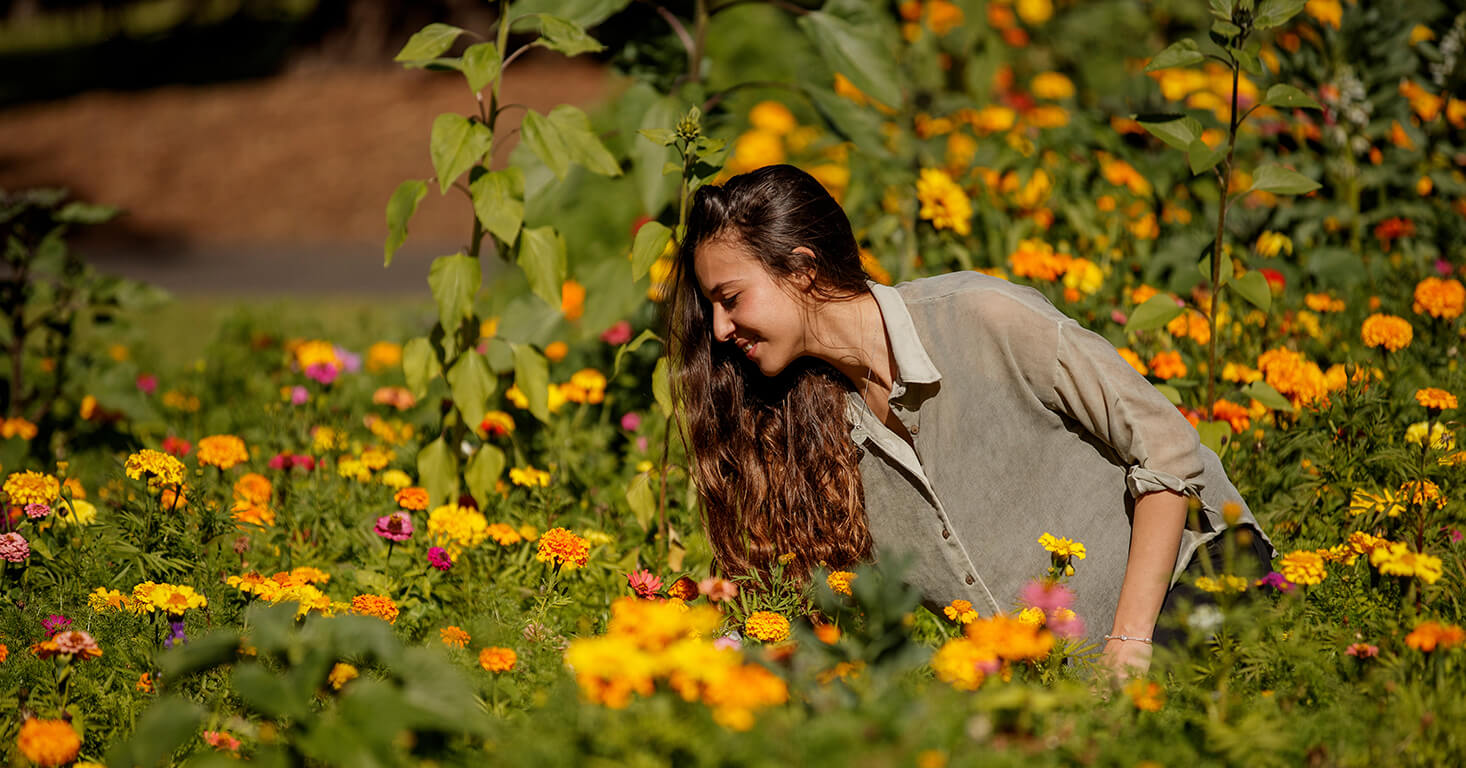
[665,164,875,583]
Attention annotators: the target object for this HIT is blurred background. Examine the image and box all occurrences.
[0,0,611,295]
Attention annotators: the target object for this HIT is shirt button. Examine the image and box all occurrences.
[942,528,951,539]
[909,424,920,435]
[965,574,975,585]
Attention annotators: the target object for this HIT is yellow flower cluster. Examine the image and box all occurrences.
[125,449,185,486]
[440,626,471,649]
[930,614,1054,691]
[427,503,490,557]
[1256,347,1331,408]
[1406,421,1454,450]
[916,168,973,235]
[1413,277,1464,320]
[292,339,341,371]
[744,611,792,643]
[563,597,788,731]
[536,527,591,570]
[1360,313,1413,352]
[1399,479,1445,508]
[329,662,358,690]
[1167,309,1212,345]
[1195,575,1249,593]
[826,570,856,596]
[3,471,60,506]
[226,569,342,618]
[17,718,81,767]
[1304,293,1346,313]
[197,435,249,470]
[1279,550,1327,585]
[1148,62,1260,123]
[562,369,607,404]
[1369,542,1443,584]
[509,466,552,488]
[131,582,208,614]
[486,522,524,546]
[1,416,38,440]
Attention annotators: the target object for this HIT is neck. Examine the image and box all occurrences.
[804,291,895,395]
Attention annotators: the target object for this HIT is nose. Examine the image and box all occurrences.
[711,304,735,343]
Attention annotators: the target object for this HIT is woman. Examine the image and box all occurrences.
[666,164,1274,677]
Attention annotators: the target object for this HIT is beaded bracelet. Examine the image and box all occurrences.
[1103,634,1153,644]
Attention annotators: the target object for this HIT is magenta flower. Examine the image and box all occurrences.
[335,346,362,373]
[1256,571,1295,593]
[600,320,633,345]
[626,569,663,599]
[288,386,309,405]
[305,362,340,385]
[24,503,51,520]
[1110,310,1128,325]
[136,373,158,395]
[0,532,29,563]
[428,546,453,571]
[374,513,414,542]
[1346,642,1379,658]
[42,614,72,636]
[620,411,642,432]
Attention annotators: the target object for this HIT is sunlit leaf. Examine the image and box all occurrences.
[1125,294,1187,333]
[447,349,496,431]
[517,226,566,309]
[428,253,481,335]
[512,343,551,424]
[1247,163,1321,195]
[429,113,492,194]
[395,23,464,63]
[385,179,428,266]
[1262,83,1322,110]
[631,220,672,282]
[469,168,524,245]
[1145,39,1205,72]
[461,42,501,93]
[1138,114,1203,151]
[1231,269,1272,311]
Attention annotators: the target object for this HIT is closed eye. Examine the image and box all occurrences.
[720,294,739,309]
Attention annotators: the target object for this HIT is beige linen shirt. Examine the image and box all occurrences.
[848,272,1275,642]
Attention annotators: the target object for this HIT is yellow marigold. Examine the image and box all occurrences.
[1017,606,1046,626]
[727,129,786,175]
[479,646,517,672]
[1016,0,1053,24]
[1413,277,1465,319]
[1038,533,1087,560]
[702,661,790,731]
[328,662,358,690]
[395,486,429,511]
[359,448,393,471]
[745,611,791,643]
[1399,479,1445,508]
[1256,347,1329,408]
[1009,238,1071,282]
[293,339,341,370]
[916,168,973,236]
[3,471,60,507]
[336,457,370,482]
[925,0,965,36]
[1124,679,1166,712]
[826,570,856,596]
[1254,231,1293,258]
[135,582,208,614]
[17,718,81,767]
[1349,489,1405,518]
[536,526,590,570]
[88,587,128,612]
[125,449,185,485]
[1279,550,1326,585]
[1405,620,1466,652]
[197,435,249,470]
[365,341,403,373]
[231,501,275,528]
[943,599,978,624]
[510,466,552,488]
[1195,575,1249,593]
[1062,258,1104,296]
[351,594,399,624]
[1,416,39,440]
[427,503,489,557]
[1347,531,1390,556]
[1030,72,1074,100]
[1360,314,1413,352]
[378,469,412,489]
[1304,293,1345,313]
[931,636,996,690]
[1415,387,1458,411]
[1370,542,1443,584]
[748,100,797,135]
[440,626,471,648]
[486,522,523,546]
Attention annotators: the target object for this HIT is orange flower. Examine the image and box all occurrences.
[745,611,792,643]
[1412,277,1465,320]
[535,527,590,570]
[350,594,399,624]
[1009,239,1071,281]
[394,487,429,511]
[1124,678,1165,711]
[16,718,81,767]
[1116,348,1148,376]
[440,626,471,649]
[1148,351,1187,380]
[197,434,249,470]
[137,672,154,692]
[1211,400,1251,434]
[479,646,517,672]
[233,473,272,506]
[667,575,699,601]
[1415,388,1458,411]
[1405,621,1466,652]
[560,280,586,321]
[1360,314,1413,352]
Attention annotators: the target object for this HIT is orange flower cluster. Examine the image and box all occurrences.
[1009,239,1071,281]
[16,718,80,767]
[440,626,471,649]
[1167,309,1211,345]
[825,571,856,596]
[479,646,517,672]
[1361,313,1413,352]
[943,599,979,624]
[231,472,275,528]
[394,486,429,511]
[1405,621,1465,652]
[1257,347,1330,408]
[1304,293,1346,313]
[1124,679,1166,711]
[1415,387,1458,411]
[351,593,399,624]
[930,614,1054,691]
[1148,350,1187,380]
[1412,278,1465,320]
[198,434,249,470]
[1211,400,1251,434]
[536,527,591,570]
[1279,550,1327,585]
[227,569,341,618]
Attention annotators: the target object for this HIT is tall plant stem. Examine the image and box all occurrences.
[1207,58,1243,412]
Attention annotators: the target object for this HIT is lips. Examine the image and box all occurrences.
[735,338,758,359]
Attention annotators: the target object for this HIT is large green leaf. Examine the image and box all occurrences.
[395,23,465,63]
[521,109,571,180]
[470,168,525,245]
[509,0,631,28]
[1187,138,1226,175]
[798,11,902,108]
[1196,420,1231,455]
[534,14,605,56]
[512,343,551,424]
[1253,0,1307,29]
[417,436,460,506]
[1144,39,1205,72]
[631,220,672,282]
[384,179,428,266]
[429,113,492,194]
[626,471,657,531]
[428,253,481,335]
[465,445,506,508]
[547,104,622,177]
[1138,114,1203,152]
[633,92,682,215]
[447,349,496,430]
[1262,83,1321,110]
[1247,163,1321,196]
[652,355,673,418]
[461,42,502,93]
[1242,380,1295,412]
[1124,294,1187,333]
[1231,269,1272,311]
[517,225,566,309]
[402,336,441,399]
[233,665,308,720]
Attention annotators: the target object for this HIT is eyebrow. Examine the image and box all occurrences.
[704,280,735,300]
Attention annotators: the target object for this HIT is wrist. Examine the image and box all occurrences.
[1103,633,1154,645]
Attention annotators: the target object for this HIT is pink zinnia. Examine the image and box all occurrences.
[698,577,738,603]
[428,546,453,571]
[1019,579,1075,614]
[620,411,642,432]
[600,320,633,345]
[626,569,663,598]
[1346,642,1379,658]
[288,386,309,405]
[42,614,72,636]
[305,362,340,385]
[713,635,741,651]
[52,629,99,655]
[374,513,414,542]
[0,532,29,563]
[136,373,158,394]
[24,503,51,520]
[1256,571,1295,593]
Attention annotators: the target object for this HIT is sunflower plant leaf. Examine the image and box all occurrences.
[395,23,465,64]
[429,114,492,194]
[465,445,506,508]
[417,437,460,506]
[1125,293,1187,333]
[1262,83,1322,110]
[1231,269,1273,311]
[428,253,481,335]
[533,14,605,57]
[546,104,622,177]
[470,168,525,245]
[517,225,567,309]
[461,42,501,93]
[1253,0,1308,29]
[403,337,441,399]
[521,109,571,180]
[631,220,672,282]
[512,343,551,424]
[1144,39,1205,72]
[798,11,903,108]
[446,349,496,431]
[1242,380,1296,412]
[385,179,428,266]
[1139,114,1203,152]
[1247,163,1321,196]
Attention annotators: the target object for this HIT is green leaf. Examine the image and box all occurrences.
[1211,19,1241,37]
[1231,269,1272,311]
[652,355,672,419]
[1253,0,1308,29]
[547,104,622,177]
[1153,384,1183,406]
[1145,39,1205,72]
[1125,294,1187,333]
[512,344,551,424]
[1236,50,1262,76]
[105,697,205,768]
[429,114,492,194]
[626,471,657,531]
[805,85,891,158]
[534,14,605,56]
[631,221,673,282]
[403,337,441,399]
[638,128,676,146]
[158,630,239,682]
[461,42,502,92]
[1208,0,1235,21]
[395,23,465,63]
[633,94,682,215]
[1138,114,1203,151]
[417,437,460,506]
[1187,138,1226,175]
[56,201,119,224]
[1242,380,1295,412]
[465,445,506,508]
[613,329,662,377]
[1198,249,1232,287]
[517,225,567,309]
[798,11,903,108]
[469,168,525,245]
[1262,83,1321,110]
[384,179,428,266]
[521,109,570,180]
[1247,163,1320,196]
[428,253,481,334]
[233,665,308,720]
[447,349,496,430]
[509,0,632,27]
[1196,420,1231,455]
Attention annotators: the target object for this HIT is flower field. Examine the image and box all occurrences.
[3,0,1466,764]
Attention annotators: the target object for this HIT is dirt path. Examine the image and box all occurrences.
[0,54,610,294]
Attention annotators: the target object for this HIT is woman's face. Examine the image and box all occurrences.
[693,237,813,377]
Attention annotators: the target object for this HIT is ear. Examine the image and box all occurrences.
[791,246,817,292]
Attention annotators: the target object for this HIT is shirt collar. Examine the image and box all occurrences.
[868,280,941,385]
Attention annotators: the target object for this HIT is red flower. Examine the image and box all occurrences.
[161,436,192,457]
[1260,268,1286,293]
[1374,217,1416,251]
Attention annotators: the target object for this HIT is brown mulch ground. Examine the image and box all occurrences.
[0,54,610,293]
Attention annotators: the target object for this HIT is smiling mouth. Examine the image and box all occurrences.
[738,340,757,358]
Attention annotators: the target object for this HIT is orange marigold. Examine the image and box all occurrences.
[1405,620,1466,652]
[1415,387,1458,411]
[536,527,591,570]
[1412,277,1465,320]
[1279,550,1326,585]
[1360,314,1413,352]
[1211,399,1250,434]
[441,625,471,648]
[1009,238,1071,282]
[16,718,81,767]
[233,472,272,506]
[350,593,399,624]
[1124,679,1166,712]
[1148,350,1187,380]
[479,646,517,672]
[745,610,792,643]
[394,486,429,511]
[197,435,249,470]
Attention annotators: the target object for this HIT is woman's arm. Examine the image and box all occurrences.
[1103,488,1188,679]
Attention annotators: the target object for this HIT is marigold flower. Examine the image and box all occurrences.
[1415,387,1458,411]
[17,718,81,767]
[135,582,208,615]
[667,575,698,601]
[328,662,358,690]
[1038,532,1087,560]
[1030,71,1074,100]
[1360,313,1413,352]
[1211,400,1251,434]
[393,486,429,511]
[479,646,517,672]
[441,626,471,648]
[1304,293,1345,313]
[1278,550,1326,585]
[137,671,154,692]
[1345,642,1379,658]
[351,593,399,624]
[1405,620,1466,652]
[1009,238,1071,282]
[825,570,856,596]
[197,435,249,470]
[1400,478,1445,508]
[943,599,979,624]
[916,168,973,235]
[203,730,242,753]
[1148,350,1187,380]
[536,527,591,570]
[509,466,552,488]
[1370,542,1443,584]
[1116,348,1148,376]
[3,471,60,507]
[1124,679,1166,712]
[427,503,489,557]
[365,341,403,373]
[745,611,791,643]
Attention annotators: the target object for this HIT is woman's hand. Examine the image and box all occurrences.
[1101,638,1152,682]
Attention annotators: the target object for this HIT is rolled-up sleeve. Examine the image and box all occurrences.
[1047,319,1205,499]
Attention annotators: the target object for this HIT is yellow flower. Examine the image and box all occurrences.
[1255,231,1293,257]
[328,662,359,690]
[859,249,892,285]
[17,718,81,767]
[916,168,973,236]
[1413,278,1465,320]
[1360,314,1413,352]
[1399,479,1445,508]
[365,341,403,373]
[748,101,797,135]
[134,582,208,614]
[1370,543,1443,584]
[125,450,185,486]
[509,466,552,488]
[1116,348,1148,377]
[440,626,471,648]
[943,599,978,624]
[1349,489,1406,518]
[1030,72,1075,100]
[1009,238,1071,282]
[727,129,786,175]
[1015,0,1053,25]
[826,570,856,596]
[197,435,249,470]
[1195,575,1248,593]
[293,339,341,370]
[1305,0,1341,29]
[479,646,517,672]
[1405,421,1455,450]
[1415,387,1458,411]
[427,503,489,556]
[1062,258,1104,296]
[1038,532,1087,560]
[744,611,791,643]
[3,471,60,507]
[1279,550,1326,585]
[1304,293,1346,313]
